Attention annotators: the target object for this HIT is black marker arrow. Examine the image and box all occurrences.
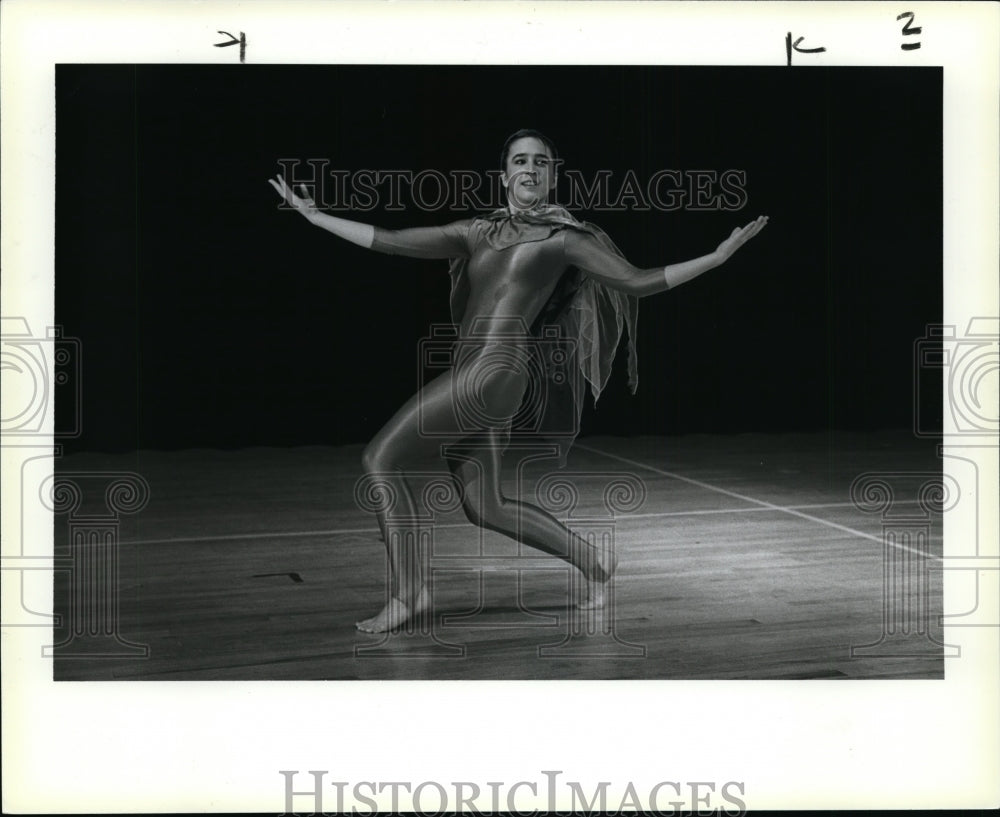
[214,30,247,63]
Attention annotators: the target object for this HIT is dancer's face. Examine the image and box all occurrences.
[502,136,557,210]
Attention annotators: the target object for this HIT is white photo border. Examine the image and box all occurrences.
[2,1,997,812]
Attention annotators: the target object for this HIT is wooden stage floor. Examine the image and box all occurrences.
[51,430,946,680]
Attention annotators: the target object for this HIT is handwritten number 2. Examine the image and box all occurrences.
[897,12,922,51]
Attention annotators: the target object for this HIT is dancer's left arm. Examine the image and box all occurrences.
[564,215,768,297]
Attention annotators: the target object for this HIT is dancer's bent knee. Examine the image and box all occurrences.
[460,495,517,535]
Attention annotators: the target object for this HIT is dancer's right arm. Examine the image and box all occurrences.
[269,176,470,259]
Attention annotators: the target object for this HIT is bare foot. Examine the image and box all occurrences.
[578,548,618,610]
[356,585,431,633]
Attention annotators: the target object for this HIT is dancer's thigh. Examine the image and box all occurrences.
[452,343,530,427]
[368,368,521,468]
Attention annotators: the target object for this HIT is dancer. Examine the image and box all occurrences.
[269,129,767,632]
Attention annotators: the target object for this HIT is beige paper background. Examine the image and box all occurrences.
[2,1,997,812]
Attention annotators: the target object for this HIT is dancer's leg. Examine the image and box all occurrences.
[354,341,615,631]
[446,432,616,607]
[357,374,448,633]
[355,365,519,632]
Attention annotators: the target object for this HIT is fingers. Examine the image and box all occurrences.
[268,176,315,208]
[268,175,293,200]
[739,215,768,243]
[297,184,316,206]
[719,215,768,258]
[750,214,769,238]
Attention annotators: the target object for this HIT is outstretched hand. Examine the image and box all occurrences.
[268,175,318,220]
[715,215,768,264]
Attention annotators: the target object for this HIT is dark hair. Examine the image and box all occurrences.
[500,128,559,169]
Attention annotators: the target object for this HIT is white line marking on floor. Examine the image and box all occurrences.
[574,443,943,563]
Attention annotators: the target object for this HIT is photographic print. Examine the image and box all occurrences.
[50,62,946,681]
[3,1,997,813]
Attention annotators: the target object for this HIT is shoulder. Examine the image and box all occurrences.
[562,222,631,276]
[566,220,624,255]
[561,224,605,254]
[463,217,487,246]
[443,217,476,232]
[438,217,477,252]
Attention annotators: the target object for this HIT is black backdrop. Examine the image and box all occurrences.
[55,65,941,453]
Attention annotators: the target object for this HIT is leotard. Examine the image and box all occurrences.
[371,204,645,464]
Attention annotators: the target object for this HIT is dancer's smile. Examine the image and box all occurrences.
[502,135,556,208]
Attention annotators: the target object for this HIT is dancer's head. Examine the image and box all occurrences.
[500,129,559,210]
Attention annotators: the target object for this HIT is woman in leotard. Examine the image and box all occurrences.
[269,129,767,633]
